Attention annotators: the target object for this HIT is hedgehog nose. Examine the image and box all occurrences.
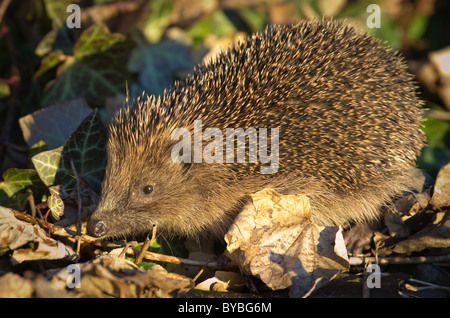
[88,219,107,237]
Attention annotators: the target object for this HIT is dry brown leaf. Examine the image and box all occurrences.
[0,206,77,264]
[384,190,432,240]
[225,189,349,297]
[45,255,194,298]
[195,271,245,292]
[394,190,431,216]
[0,273,34,298]
[392,210,450,254]
[386,161,450,253]
[430,162,450,208]
[430,46,450,86]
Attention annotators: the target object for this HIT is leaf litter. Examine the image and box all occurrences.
[2,161,450,297]
[225,188,349,297]
[2,97,450,297]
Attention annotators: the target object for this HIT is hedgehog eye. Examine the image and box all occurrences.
[143,185,154,194]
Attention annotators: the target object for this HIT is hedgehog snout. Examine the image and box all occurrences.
[87,218,107,237]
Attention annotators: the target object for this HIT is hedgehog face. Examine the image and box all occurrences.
[87,150,205,238]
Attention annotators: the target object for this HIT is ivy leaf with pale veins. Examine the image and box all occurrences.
[31,147,63,187]
[31,109,107,192]
[48,191,65,221]
[55,108,107,192]
[0,169,45,198]
[0,169,47,208]
[42,23,134,107]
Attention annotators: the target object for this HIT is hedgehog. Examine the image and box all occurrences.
[87,20,425,239]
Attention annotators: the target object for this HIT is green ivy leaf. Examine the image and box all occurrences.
[127,40,194,96]
[35,49,66,77]
[31,147,64,187]
[0,169,45,198]
[0,169,47,208]
[142,0,173,43]
[56,109,107,192]
[42,23,134,107]
[32,109,107,192]
[19,99,92,149]
[48,191,65,221]
[73,23,127,59]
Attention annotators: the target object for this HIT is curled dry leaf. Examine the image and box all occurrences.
[377,162,450,255]
[0,273,34,298]
[46,255,194,298]
[392,210,450,254]
[384,190,432,239]
[195,271,245,292]
[0,206,76,264]
[430,162,450,209]
[225,189,349,297]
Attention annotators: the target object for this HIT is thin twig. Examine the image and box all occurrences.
[12,210,99,244]
[12,210,235,271]
[126,246,234,270]
[192,268,205,282]
[135,224,157,264]
[70,159,83,257]
[27,189,36,217]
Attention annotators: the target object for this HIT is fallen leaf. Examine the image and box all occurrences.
[195,271,245,292]
[45,255,194,298]
[384,190,432,240]
[392,210,450,254]
[0,206,77,264]
[0,273,34,298]
[430,46,450,86]
[430,162,450,208]
[225,189,349,297]
[394,190,431,215]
